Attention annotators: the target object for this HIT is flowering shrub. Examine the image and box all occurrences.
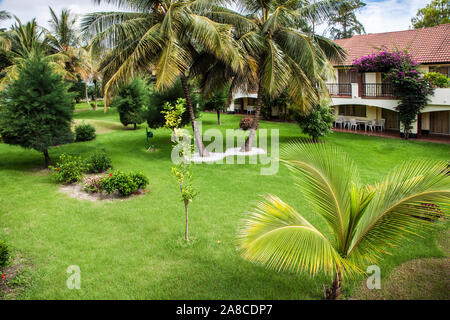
[101,171,148,197]
[353,51,434,139]
[352,51,418,73]
[49,153,86,184]
[131,172,149,190]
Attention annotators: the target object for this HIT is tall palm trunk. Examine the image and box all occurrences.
[84,82,90,105]
[180,73,209,157]
[241,77,263,152]
[93,79,98,111]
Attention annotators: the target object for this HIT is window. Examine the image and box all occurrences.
[339,105,367,117]
[338,70,358,84]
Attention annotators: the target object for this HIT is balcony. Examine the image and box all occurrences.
[326,83,352,96]
[326,82,395,99]
[362,83,394,98]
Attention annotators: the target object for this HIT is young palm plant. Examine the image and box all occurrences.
[238,141,449,299]
[202,0,346,151]
[82,0,245,157]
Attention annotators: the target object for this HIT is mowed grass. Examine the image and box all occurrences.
[0,109,449,299]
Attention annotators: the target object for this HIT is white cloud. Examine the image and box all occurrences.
[356,0,428,33]
[0,0,120,30]
[0,0,430,35]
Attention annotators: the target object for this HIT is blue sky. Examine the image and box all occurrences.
[0,0,430,34]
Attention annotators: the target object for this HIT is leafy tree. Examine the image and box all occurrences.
[294,103,334,142]
[238,142,449,299]
[328,0,366,39]
[411,0,449,28]
[0,54,75,167]
[112,78,149,129]
[162,98,187,131]
[171,129,198,242]
[68,74,86,103]
[201,87,228,125]
[82,0,244,157]
[147,79,199,130]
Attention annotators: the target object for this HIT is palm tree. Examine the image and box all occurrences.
[201,0,346,151]
[82,0,245,157]
[238,141,449,299]
[45,7,93,103]
[46,7,79,52]
[0,17,69,87]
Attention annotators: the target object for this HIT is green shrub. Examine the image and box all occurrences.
[84,150,112,173]
[49,153,86,184]
[294,103,335,142]
[75,122,96,142]
[101,171,148,197]
[82,175,104,194]
[424,72,450,88]
[0,239,9,268]
[131,172,149,190]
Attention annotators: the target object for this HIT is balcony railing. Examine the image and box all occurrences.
[326,83,352,96]
[363,83,394,97]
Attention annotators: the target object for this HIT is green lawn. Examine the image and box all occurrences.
[0,109,448,299]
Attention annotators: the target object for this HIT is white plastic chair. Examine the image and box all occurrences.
[247,106,254,114]
[367,120,376,132]
[376,118,386,131]
[350,118,359,131]
[334,117,344,128]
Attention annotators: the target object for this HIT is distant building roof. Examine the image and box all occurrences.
[333,24,450,66]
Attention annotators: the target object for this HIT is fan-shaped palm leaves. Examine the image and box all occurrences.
[82,0,246,157]
[238,141,449,299]
[199,0,346,151]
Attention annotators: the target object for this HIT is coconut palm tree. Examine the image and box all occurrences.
[82,0,245,157]
[46,7,79,52]
[200,0,346,151]
[0,17,70,87]
[238,141,449,299]
[45,7,94,103]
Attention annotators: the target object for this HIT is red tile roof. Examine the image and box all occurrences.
[333,24,450,66]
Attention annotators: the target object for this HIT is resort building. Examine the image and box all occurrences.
[228,24,450,138]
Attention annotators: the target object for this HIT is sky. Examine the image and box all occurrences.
[0,0,432,35]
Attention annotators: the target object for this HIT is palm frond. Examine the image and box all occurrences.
[280,141,360,251]
[348,160,450,262]
[238,194,355,277]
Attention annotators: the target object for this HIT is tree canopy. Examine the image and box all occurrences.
[411,0,449,29]
[0,53,75,166]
